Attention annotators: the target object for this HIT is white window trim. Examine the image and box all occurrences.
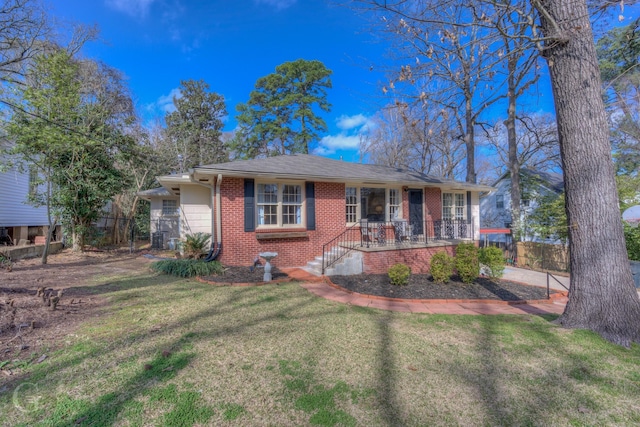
[162,199,180,216]
[256,181,306,229]
[442,191,467,221]
[345,185,403,225]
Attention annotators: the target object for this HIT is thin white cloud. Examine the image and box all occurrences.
[154,88,182,114]
[336,114,368,130]
[105,0,157,18]
[336,114,376,133]
[315,113,375,154]
[319,134,361,152]
[312,146,332,156]
[255,0,297,10]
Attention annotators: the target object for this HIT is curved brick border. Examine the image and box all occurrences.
[195,268,568,306]
[322,276,568,306]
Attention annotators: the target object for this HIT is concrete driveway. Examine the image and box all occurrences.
[502,267,570,292]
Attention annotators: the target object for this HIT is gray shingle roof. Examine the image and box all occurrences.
[137,187,173,199]
[521,169,564,193]
[194,154,492,191]
[491,168,564,193]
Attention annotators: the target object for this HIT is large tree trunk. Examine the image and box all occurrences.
[506,58,521,241]
[536,0,640,346]
[41,175,53,265]
[465,93,476,183]
[71,223,82,252]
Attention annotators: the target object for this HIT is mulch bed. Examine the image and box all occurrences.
[329,274,556,302]
[201,266,555,302]
[200,266,289,285]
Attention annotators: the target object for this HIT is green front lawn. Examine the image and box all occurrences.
[1,270,639,426]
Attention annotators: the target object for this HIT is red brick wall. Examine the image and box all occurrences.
[402,189,409,219]
[361,245,456,274]
[217,178,346,267]
[216,178,461,271]
[424,187,442,221]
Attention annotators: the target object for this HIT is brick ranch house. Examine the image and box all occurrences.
[141,154,493,275]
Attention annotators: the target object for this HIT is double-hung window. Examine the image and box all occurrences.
[282,184,302,225]
[442,192,466,220]
[388,189,400,219]
[345,187,358,223]
[257,183,303,227]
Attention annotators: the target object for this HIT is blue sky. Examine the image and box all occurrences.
[51,0,388,162]
[50,0,638,164]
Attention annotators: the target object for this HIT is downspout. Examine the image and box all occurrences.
[204,173,222,261]
[189,173,223,261]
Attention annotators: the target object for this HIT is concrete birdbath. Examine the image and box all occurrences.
[259,252,278,282]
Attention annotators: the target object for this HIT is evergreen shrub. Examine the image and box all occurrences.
[151,259,223,278]
[430,251,454,284]
[388,263,411,286]
[455,243,479,284]
[183,232,211,259]
[479,246,506,279]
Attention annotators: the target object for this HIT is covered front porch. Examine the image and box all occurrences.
[321,219,475,275]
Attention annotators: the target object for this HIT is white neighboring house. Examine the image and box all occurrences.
[138,177,192,250]
[480,169,564,244]
[0,164,50,245]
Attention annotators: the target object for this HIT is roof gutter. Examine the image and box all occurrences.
[192,168,494,192]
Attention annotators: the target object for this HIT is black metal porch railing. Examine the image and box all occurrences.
[321,219,474,274]
[359,219,474,248]
[321,222,363,275]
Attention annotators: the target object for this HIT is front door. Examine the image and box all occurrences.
[409,190,424,235]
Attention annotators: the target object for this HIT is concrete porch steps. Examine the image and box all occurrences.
[305,247,362,276]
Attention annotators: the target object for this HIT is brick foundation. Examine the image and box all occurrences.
[360,245,457,274]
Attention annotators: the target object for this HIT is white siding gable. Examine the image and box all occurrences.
[0,167,48,227]
[180,184,212,237]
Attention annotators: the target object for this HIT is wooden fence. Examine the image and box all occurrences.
[516,242,569,272]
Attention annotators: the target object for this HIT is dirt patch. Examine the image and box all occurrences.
[329,274,556,301]
[0,248,154,366]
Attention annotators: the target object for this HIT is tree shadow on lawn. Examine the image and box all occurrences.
[475,277,522,301]
[375,310,404,425]
[7,270,621,426]
[463,314,640,425]
[2,276,349,426]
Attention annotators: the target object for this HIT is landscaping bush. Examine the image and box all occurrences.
[455,243,479,284]
[624,224,640,261]
[151,259,223,278]
[183,232,211,259]
[430,251,454,284]
[479,246,506,279]
[388,263,411,286]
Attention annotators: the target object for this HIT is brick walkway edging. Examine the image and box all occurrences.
[322,276,568,306]
[195,267,568,309]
